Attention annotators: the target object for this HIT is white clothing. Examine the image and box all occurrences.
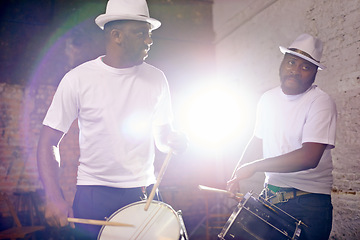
[254,85,337,194]
[43,57,173,188]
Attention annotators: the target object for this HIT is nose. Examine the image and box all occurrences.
[144,35,153,46]
[289,64,301,75]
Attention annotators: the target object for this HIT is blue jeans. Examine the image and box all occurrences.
[261,188,332,240]
[72,185,159,240]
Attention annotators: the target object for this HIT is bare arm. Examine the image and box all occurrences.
[228,139,327,191]
[153,124,188,154]
[230,135,263,179]
[250,142,326,173]
[37,125,74,228]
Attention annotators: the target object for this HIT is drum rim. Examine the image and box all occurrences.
[97,200,181,239]
[110,200,176,217]
[218,193,252,238]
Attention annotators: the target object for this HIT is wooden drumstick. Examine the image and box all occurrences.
[198,185,244,198]
[144,150,173,211]
[67,217,134,227]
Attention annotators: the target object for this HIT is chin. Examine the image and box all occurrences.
[282,87,307,95]
[281,85,298,95]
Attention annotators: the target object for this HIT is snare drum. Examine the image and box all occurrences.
[218,192,302,240]
[98,200,182,240]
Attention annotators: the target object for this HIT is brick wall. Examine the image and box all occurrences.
[0,83,79,209]
[213,0,360,239]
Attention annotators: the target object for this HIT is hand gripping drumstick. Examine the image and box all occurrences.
[144,150,173,211]
[67,217,134,227]
[198,185,244,199]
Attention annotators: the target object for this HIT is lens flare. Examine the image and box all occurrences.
[179,83,251,149]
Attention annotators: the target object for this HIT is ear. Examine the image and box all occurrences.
[110,29,123,44]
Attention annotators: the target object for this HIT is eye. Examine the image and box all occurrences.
[301,64,315,71]
[136,32,144,37]
[136,31,152,39]
[288,60,295,65]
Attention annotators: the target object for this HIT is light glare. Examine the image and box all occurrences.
[180,84,250,148]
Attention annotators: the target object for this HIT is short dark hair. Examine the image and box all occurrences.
[104,20,128,33]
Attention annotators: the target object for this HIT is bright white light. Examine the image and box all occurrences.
[179,83,251,149]
[121,111,151,140]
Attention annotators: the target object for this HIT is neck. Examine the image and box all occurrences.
[102,55,138,69]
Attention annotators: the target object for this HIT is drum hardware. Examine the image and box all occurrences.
[67,217,134,227]
[258,195,307,228]
[218,192,304,240]
[177,210,189,240]
[240,202,300,238]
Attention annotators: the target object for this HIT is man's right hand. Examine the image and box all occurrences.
[44,197,74,228]
[227,162,257,193]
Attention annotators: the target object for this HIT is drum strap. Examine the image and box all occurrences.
[265,185,311,204]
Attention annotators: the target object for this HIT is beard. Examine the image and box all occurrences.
[280,75,315,95]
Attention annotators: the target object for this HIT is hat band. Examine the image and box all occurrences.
[288,48,320,63]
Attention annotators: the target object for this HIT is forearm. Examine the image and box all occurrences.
[240,142,327,175]
[37,126,65,201]
[37,126,73,227]
[37,144,63,200]
[232,135,263,178]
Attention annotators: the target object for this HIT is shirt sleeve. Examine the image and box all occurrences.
[152,73,173,127]
[302,94,337,148]
[42,73,79,133]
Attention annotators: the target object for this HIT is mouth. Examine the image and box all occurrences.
[283,75,300,84]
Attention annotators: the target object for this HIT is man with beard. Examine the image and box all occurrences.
[227,33,336,240]
[37,0,187,239]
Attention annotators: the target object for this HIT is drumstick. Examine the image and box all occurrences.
[198,185,244,198]
[144,150,173,211]
[67,217,134,227]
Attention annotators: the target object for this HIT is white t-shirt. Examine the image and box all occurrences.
[43,57,173,188]
[254,85,337,194]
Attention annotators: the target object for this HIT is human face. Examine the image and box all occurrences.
[121,21,153,66]
[279,53,318,95]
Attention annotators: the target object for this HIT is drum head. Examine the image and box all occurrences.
[98,200,180,240]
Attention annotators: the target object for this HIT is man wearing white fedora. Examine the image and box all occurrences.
[227,33,336,240]
[37,0,187,239]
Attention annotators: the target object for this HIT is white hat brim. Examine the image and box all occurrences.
[95,14,161,30]
[279,46,326,70]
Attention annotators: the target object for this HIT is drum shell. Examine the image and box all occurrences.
[218,192,301,240]
[98,200,181,240]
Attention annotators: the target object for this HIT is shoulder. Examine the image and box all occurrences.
[308,86,337,111]
[137,63,167,85]
[309,86,335,103]
[139,62,165,75]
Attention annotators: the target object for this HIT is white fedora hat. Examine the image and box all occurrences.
[95,0,161,30]
[279,33,326,70]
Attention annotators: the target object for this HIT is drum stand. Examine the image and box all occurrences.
[177,210,189,240]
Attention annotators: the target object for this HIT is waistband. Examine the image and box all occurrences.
[267,184,299,193]
[264,184,311,204]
